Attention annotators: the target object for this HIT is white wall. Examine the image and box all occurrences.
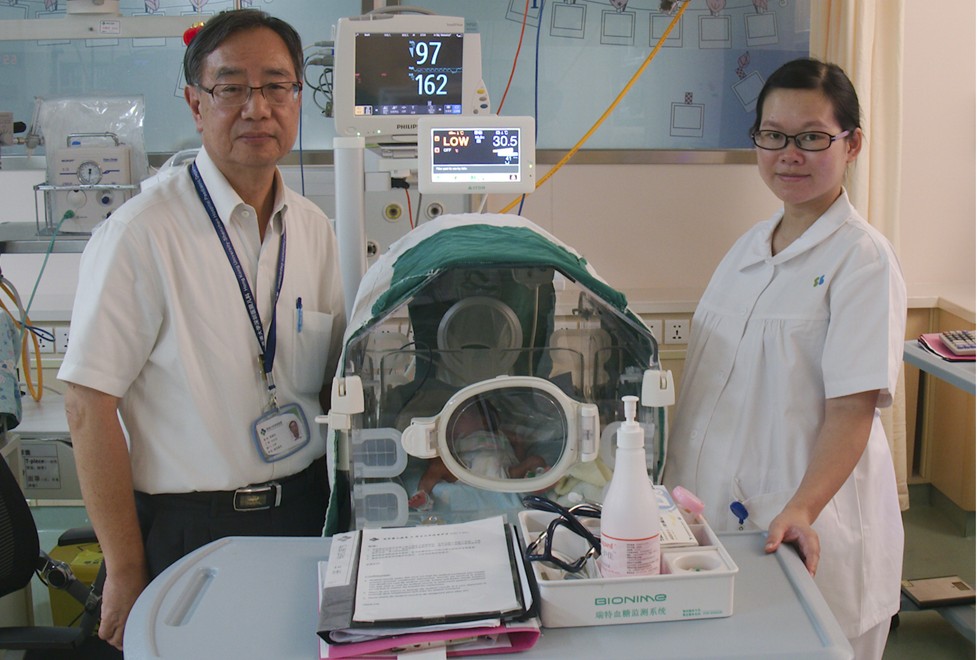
[490,162,774,309]
[898,0,976,304]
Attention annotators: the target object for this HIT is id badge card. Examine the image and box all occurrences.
[251,403,310,463]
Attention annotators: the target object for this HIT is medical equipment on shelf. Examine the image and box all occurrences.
[40,132,136,234]
[320,213,674,532]
[29,96,147,234]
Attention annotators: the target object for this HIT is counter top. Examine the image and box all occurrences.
[903,340,976,395]
[0,222,88,254]
[16,392,69,437]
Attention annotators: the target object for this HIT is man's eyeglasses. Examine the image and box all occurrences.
[751,129,850,152]
[522,495,601,574]
[198,82,302,107]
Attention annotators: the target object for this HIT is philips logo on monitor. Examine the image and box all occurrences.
[396,123,418,131]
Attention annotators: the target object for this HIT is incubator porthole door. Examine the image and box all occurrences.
[402,376,599,494]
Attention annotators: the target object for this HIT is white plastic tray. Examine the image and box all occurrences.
[518,510,738,628]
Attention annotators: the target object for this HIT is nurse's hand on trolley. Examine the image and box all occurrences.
[764,506,820,577]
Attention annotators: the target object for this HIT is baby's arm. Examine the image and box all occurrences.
[509,454,547,479]
[409,458,458,509]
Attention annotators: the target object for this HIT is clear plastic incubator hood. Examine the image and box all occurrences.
[321,214,672,533]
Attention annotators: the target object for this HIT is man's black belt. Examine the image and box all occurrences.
[232,482,282,511]
[145,456,324,515]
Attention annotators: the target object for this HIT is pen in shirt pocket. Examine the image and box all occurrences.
[296,297,303,333]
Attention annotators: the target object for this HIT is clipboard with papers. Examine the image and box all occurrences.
[316,515,540,658]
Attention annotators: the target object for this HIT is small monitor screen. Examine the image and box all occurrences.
[354,32,464,118]
[418,116,535,194]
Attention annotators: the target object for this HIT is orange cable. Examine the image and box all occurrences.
[0,293,44,401]
[498,0,691,214]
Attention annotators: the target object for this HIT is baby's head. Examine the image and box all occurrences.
[450,401,498,439]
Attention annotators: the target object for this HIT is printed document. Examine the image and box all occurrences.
[317,515,533,645]
[352,515,521,622]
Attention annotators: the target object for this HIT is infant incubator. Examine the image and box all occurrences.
[322,214,671,533]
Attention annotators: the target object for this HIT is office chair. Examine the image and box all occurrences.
[0,452,104,653]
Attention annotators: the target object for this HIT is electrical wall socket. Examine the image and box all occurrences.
[34,327,55,354]
[55,326,70,354]
[646,319,663,344]
[0,112,13,146]
[664,319,690,345]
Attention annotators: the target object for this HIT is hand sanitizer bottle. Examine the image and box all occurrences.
[599,395,661,577]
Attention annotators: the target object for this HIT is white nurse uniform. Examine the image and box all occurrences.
[664,191,906,638]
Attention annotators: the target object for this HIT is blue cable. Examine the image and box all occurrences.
[299,79,306,197]
[520,0,546,219]
[26,326,54,344]
[20,210,74,347]
[534,0,545,135]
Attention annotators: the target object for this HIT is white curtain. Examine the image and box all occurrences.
[810,1,909,509]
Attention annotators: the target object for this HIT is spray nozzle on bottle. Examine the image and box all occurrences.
[623,395,638,424]
[617,395,644,449]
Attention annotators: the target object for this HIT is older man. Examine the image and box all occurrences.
[59,9,345,649]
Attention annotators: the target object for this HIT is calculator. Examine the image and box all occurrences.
[940,330,976,356]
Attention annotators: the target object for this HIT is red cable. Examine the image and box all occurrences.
[405,187,414,229]
[496,0,530,114]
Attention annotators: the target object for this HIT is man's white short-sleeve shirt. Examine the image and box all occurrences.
[59,148,345,493]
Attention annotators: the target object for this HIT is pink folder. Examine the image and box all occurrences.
[319,619,541,658]
[918,333,975,362]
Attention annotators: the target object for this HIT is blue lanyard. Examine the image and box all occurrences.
[189,162,286,409]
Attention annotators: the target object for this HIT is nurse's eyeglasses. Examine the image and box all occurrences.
[751,129,850,152]
[522,495,601,574]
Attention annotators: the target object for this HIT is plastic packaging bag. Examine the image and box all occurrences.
[33,95,148,184]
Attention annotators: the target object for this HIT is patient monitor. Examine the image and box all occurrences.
[332,13,490,144]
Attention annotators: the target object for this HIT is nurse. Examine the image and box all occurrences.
[663,58,906,660]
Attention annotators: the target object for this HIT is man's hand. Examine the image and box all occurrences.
[65,382,148,651]
[97,563,150,650]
